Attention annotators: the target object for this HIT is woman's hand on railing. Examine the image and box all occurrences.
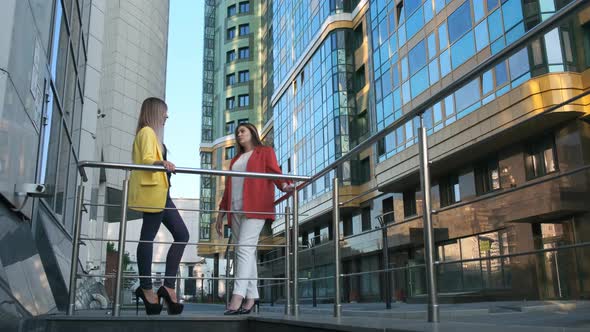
[215,213,224,237]
[154,160,176,172]
[281,183,295,192]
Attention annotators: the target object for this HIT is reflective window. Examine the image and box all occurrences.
[475,21,489,52]
[226,73,235,86]
[438,22,449,49]
[440,175,461,207]
[448,1,472,43]
[501,0,523,31]
[238,47,250,59]
[227,4,237,17]
[227,27,236,39]
[475,159,500,195]
[544,28,563,64]
[508,47,529,80]
[239,1,250,13]
[410,67,429,98]
[451,31,475,69]
[238,70,250,82]
[238,94,250,107]
[488,9,503,42]
[403,190,417,217]
[226,97,235,109]
[225,146,235,160]
[409,40,427,75]
[525,136,557,180]
[225,121,235,135]
[226,50,236,62]
[406,7,424,40]
[239,23,250,35]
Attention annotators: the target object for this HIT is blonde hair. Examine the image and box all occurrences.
[136,97,167,150]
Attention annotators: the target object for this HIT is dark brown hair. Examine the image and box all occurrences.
[235,123,263,154]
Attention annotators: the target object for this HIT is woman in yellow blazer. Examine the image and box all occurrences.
[129,97,188,315]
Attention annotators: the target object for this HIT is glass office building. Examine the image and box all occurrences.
[202,0,590,304]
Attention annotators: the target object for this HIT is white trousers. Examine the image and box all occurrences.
[231,214,265,299]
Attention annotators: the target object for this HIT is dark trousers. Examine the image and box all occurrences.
[137,196,189,289]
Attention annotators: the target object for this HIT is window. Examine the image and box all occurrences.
[354,65,366,92]
[227,4,236,16]
[525,136,557,180]
[227,27,236,39]
[440,175,461,207]
[238,70,249,82]
[238,47,250,59]
[226,97,235,109]
[361,207,371,231]
[475,159,500,195]
[448,1,472,44]
[225,146,235,160]
[408,40,427,75]
[225,121,235,135]
[227,50,236,62]
[239,1,250,13]
[382,197,394,224]
[226,73,236,86]
[359,157,370,183]
[224,225,232,238]
[238,118,248,124]
[239,24,250,35]
[238,94,249,107]
[403,190,417,218]
[353,24,364,49]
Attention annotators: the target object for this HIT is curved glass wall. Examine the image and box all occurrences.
[369,0,586,162]
[273,30,357,209]
[271,0,360,89]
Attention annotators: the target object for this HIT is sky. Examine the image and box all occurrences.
[165,0,203,199]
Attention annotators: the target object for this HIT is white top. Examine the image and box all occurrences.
[231,150,253,211]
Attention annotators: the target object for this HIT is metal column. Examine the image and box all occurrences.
[67,184,85,315]
[284,206,291,315]
[113,171,130,317]
[379,217,392,309]
[418,122,439,323]
[292,187,300,316]
[332,176,341,318]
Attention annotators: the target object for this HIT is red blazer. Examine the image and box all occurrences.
[219,145,292,226]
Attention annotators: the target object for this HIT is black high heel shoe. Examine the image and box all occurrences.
[135,287,162,315]
[239,300,259,314]
[224,298,244,315]
[157,286,184,315]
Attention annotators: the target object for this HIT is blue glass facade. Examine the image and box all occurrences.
[271,0,359,89]
[369,0,581,162]
[273,30,359,208]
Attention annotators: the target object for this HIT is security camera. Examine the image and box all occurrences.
[14,183,46,197]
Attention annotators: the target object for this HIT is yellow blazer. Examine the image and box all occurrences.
[128,126,169,212]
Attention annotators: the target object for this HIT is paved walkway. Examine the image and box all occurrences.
[177,300,590,330]
[66,301,590,331]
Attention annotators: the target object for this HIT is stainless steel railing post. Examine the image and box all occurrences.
[418,122,439,323]
[67,184,85,315]
[332,176,341,318]
[292,187,299,317]
[284,206,291,315]
[113,171,130,317]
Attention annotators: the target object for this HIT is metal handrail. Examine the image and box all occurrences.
[78,237,289,247]
[77,274,288,281]
[81,203,300,216]
[78,160,311,182]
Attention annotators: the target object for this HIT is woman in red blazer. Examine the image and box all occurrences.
[215,123,293,315]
